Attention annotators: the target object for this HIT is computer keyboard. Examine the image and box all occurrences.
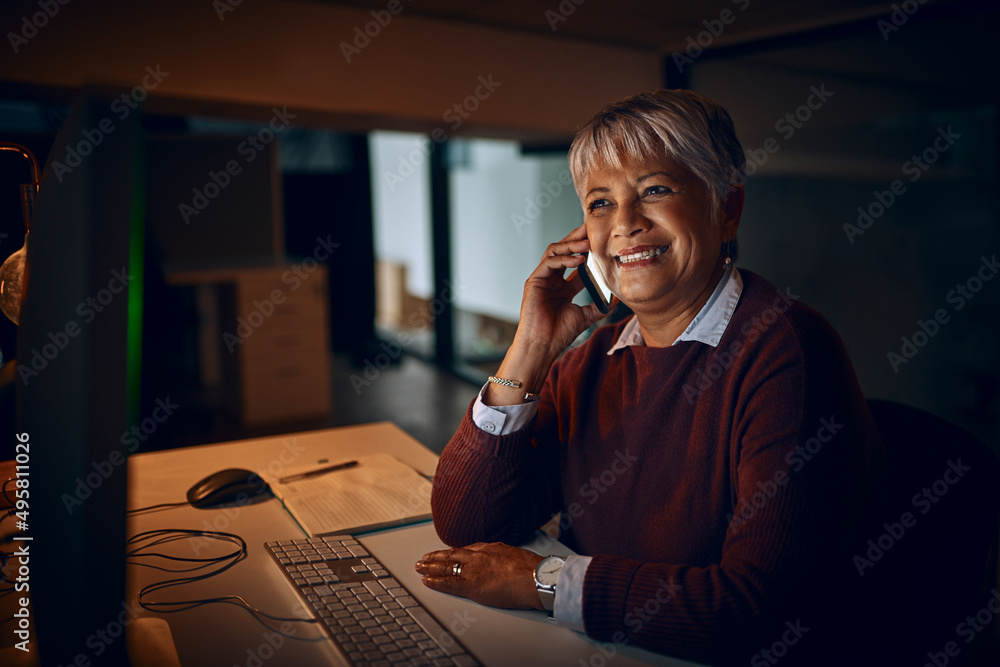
[265,535,480,667]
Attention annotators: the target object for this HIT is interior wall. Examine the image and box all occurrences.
[693,53,999,448]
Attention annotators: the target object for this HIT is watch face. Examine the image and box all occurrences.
[536,556,564,587]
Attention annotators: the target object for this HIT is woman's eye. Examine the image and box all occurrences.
[642,185,672,197]
[587,199,611,212]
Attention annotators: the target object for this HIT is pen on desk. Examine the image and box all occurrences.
[279,460,358,484]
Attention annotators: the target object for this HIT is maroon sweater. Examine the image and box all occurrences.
[432,270,886,665]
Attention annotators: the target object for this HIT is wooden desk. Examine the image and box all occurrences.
[125,423,696,667]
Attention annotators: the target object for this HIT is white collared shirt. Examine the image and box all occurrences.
[469,268,744,632]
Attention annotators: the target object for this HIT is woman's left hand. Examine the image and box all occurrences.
[415,542,545,610]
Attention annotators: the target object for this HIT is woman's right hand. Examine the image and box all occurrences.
[484,224,614,406]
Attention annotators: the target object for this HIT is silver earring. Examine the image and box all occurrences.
[723,241,732,270]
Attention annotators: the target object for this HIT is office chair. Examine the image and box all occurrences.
[846,399,1000,666]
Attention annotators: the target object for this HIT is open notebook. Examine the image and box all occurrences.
[260,453,433,536]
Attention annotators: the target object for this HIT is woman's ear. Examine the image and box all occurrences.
[721,185,745,240]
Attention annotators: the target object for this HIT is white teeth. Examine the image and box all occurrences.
[617,246,668,264]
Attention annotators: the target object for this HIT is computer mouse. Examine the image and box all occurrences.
[186,468,272,509]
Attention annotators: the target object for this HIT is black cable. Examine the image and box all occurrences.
[127,500,191,514]
[126,529,316,628]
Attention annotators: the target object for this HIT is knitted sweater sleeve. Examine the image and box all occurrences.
[431,365,562,547]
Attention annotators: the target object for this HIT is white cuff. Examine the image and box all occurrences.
[552,555,591,633]
[471,383,539,436]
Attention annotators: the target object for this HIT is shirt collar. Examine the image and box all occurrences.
[606,267,743,355]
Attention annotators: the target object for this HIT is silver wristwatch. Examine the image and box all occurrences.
[533,556,565,611]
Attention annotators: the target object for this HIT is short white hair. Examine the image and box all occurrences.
[568,89,747,219]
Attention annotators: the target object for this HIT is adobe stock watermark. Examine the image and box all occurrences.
[213,0,243,21]
[843,126,960,244]
[750,619,810,666]
[222,235,340,352]
[545,0,586,31]
[17,266,135,386]
[517,448,638,570]
[62,396,180,514]
[511,169,573,234]
[191,437,307,556]
[886,254,997,373]
[340,0,412,63]
[682,286,800,403]
[7,0,71,54]
[852,458,970,576]
[236,622,297,667]
[349,280,465,394]
[726,416,843,533]
[744,84,833,177]
[49,65,170,182]
[921,588,1000,667]
[671,0,752,73]
[573,576,682,667]
[877,0,929,41]
[382,74,501,192]
[179,106,297,224]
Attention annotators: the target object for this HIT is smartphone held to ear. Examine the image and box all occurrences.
[579,253,615,314]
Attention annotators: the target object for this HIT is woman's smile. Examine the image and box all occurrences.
[615,244,670,267]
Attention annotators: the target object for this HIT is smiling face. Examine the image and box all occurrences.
[583,149,740,320]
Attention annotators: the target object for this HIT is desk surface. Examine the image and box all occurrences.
[127,422,701,667]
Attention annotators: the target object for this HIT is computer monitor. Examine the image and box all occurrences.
[18,89,141,664]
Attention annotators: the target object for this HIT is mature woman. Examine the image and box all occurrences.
[415,89,886,665]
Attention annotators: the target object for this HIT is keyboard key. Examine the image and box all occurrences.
[372,569,390,578]
[364,580,386,595]
[397,596,419,609]
[351,565,369,574]
[406,607,463,657]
